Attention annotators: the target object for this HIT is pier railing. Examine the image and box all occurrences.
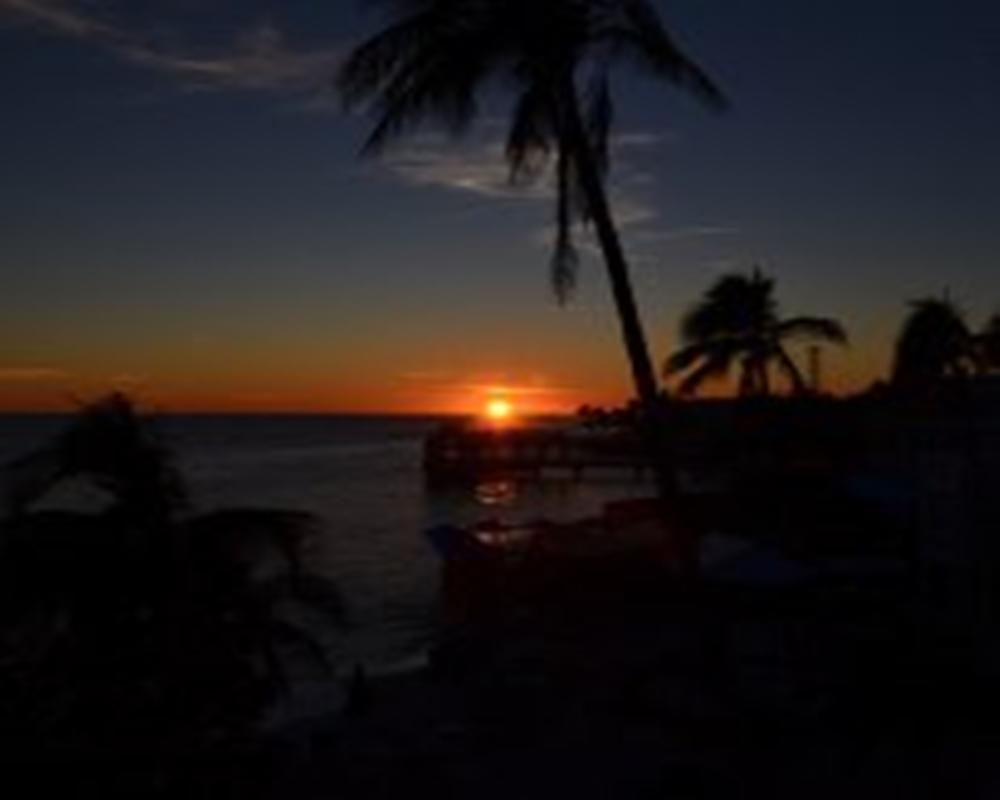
[423,426,648,483]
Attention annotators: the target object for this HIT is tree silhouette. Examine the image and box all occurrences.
[665,267,847,397]
[339,0,726,491]
[976,312,1000,372]
[0,394,343,789]
[891,296,981,388]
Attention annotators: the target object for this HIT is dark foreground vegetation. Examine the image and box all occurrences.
[2,385,997,798]
[0,395,343,797]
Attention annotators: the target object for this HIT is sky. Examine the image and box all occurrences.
[1,0,998,414]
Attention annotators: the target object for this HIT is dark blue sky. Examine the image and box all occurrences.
[1,0,998,411]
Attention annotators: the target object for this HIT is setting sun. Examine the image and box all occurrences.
[485,397,513,422]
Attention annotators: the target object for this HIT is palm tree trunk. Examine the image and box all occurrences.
[558,83,677,498]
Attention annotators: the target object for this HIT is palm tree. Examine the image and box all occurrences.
[664,267,847,397]
[976,312,1000,372]
[891,296,981,388]
[0,394,343,784]
[338,0,726,491]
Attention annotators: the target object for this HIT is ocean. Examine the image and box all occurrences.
[0,414,654,711]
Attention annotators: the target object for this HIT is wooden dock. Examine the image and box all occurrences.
[423,425,649,483]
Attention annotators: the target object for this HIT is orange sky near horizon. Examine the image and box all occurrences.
[0,337,884,415]
[1,278,893,416]
[0,371,610,416]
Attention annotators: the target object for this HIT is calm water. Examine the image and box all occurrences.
[0,414,654,675]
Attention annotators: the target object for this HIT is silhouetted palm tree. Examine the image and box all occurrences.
[976,312,1000,372]
[664,268,847,397]
[891,296,981,388]
[0,395,343,784]
[339,0,726,491]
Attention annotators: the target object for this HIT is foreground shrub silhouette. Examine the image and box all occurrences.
[0,394,344,794]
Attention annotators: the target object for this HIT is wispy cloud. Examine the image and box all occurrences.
[457,383,574,398]
[379,130,665,247]
[399,370,573,397]
[379,130,672,204]
[531,193,659,255]
[0,2,341,95]
[0,0,117,38]
[703,257,741,272]
[612,131,675,151]
[381,136,551,201]
[632,225,740,244]
[121,24,342,95]
[0,367,68,382]
[375,128,740,279]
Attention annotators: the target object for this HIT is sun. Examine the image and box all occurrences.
[484,397,513,423]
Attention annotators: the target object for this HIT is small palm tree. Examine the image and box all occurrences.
[664,267,847,397]
[0,395,343,783]
[339,0,726,492]
[976,312,1000,372]
[891,296,981,388]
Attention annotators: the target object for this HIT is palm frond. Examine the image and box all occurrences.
[892,295,977,385]
[362,58,484,154]
[584,70,613,177]
[506,84,554,183]
[737,355,758,396]
[671,268,847,397]
[680,271,777,343]
[551,145,580,303]
[977,313,1000,370]
[3,394,185,522]
[773,346,807,395]
[337,12,439,109]
[663,341,711,374]
[601,0,728,111]
[680,298,720,344]
[676,352,733,396]
[339,8,492,154]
